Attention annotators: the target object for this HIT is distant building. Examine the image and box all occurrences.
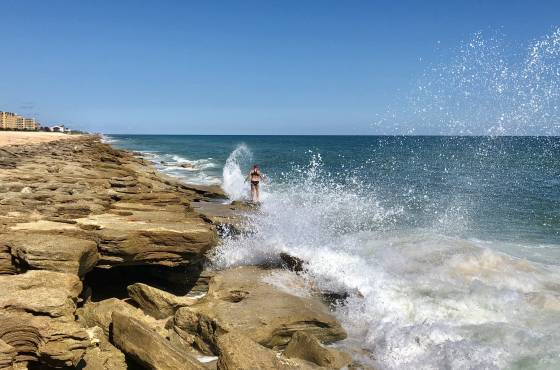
[0,111,39,130]
[0,111,18,129]
[50,125,71,133]
[24,118,38,130]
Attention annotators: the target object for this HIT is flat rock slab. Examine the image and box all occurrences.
[3,233,99,276]
[77,211,216,267]
[187,266,347,348]
[0,270,81,318]
[10,220,79,231]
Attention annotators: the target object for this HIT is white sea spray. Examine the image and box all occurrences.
[222,144,253,200]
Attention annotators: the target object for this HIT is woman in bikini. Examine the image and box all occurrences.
[245,164,263,203]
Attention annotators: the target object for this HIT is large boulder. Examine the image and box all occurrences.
[4,233,99,276]
[112,311,205,370]
[216,332,319,370]
[284,331,352,369]
[0,270,81,318]
[186,267,346,348]
[127,282,198,319]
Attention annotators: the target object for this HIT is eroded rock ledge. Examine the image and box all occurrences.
[0,136,362,369]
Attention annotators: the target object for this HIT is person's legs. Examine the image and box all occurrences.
[255,183,260,202]
[250,182,257,202]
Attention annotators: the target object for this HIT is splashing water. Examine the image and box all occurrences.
[222,144,253,200]
[377,27,560,135]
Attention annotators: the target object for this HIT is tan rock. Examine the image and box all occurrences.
[0,244,16,275]
[284,331,352,369]
[173,307,224,355]
[189,267,346,348]
[0,264,89,367]
[112,311,205,370]
[4,233,99,276]
[0,338,16,368]
[10,220,79,231]
[0,270,81,318]
[82,326,127,370]
[37,319,91,367]
[216,332,319,370]
[181,184,227,199]
[0,313,41,364]
[127,283,198,319]
[77,211,216,267]
[191,201,249,235]
[0,312,91,368]
[79,298,144,337]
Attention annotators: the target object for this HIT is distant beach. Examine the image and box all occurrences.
[0,131,82,147]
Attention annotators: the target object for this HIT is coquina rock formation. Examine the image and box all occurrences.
[0,136,364,369]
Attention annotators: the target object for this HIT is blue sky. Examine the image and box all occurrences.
[1,0,559,134]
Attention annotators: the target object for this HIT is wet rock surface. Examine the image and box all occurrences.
[186,266,347,348]
[0,136,352,369]
[284,331,352,369]
[216,332,320,370]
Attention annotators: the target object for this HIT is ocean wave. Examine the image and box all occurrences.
[136,151,221,185]
[100,134,120,144]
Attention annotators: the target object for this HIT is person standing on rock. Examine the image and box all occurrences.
[245,164,264,203]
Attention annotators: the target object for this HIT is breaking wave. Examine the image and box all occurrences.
[138,151,220,185]
[222,144,254,200]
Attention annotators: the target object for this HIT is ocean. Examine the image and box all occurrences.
[107,134,560,370]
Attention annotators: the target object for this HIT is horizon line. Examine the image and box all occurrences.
[105,133,560,138]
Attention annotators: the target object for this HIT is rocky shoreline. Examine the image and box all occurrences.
[0,136,365,369]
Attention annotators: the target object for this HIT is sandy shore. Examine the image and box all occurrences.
[0,131,82,147]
